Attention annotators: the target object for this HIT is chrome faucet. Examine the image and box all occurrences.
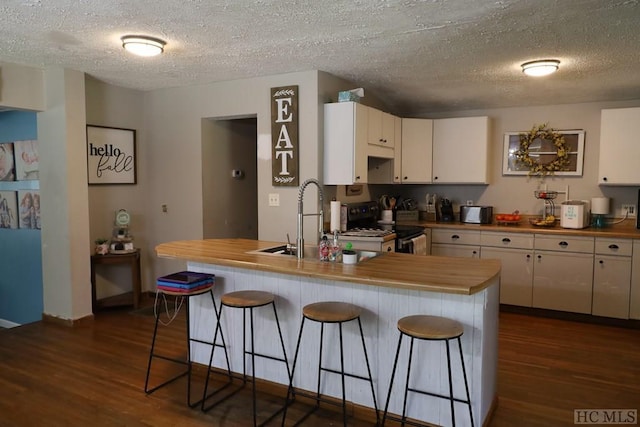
[295,178,324,259]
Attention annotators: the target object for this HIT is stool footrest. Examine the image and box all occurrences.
[407,386,471,405]
[145,369,188,395]
[244,351,288,365]
[320,366,371,383]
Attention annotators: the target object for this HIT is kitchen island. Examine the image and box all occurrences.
[156,238,501,427]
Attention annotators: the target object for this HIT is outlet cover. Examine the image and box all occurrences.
[622,204,636,217]
[268,193,280,207]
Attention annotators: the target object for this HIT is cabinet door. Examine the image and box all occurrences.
[323,102,368,184]
[393,116,402,183]
[401,118,432,183]
[481,247,534,306]
[367,108,395,148]
[532,250,593,314]
[593,255,631,319]
[432,116,490,184]
[431,243,479,258]
[598,107,640,185]
[629,240,640,320]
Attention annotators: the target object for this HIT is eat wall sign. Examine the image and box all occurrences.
[271,85,298,186]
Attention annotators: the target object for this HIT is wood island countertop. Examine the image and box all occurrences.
[156,238,501,296]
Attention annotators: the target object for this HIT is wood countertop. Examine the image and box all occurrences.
[411,218,640,239]
[156,238,501,296]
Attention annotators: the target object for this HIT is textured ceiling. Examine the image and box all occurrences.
[1,0,639,115]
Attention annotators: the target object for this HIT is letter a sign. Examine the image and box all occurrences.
[271,85,299,186]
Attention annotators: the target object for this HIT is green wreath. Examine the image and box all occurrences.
[515,124,570,177]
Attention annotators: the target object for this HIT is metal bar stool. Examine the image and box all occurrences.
[202,290,291,427]
[282,301,379,427]
[144,273,232,408]
[382,315,474,427]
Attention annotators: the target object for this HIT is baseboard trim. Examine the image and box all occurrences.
[484,393,499,427]
[42,312,95,327]
[0,319,20,328]
[500,304,640,329]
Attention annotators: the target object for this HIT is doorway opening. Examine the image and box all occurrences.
[202,116,258,239]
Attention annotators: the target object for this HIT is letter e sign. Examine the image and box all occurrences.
[271,85,298,186]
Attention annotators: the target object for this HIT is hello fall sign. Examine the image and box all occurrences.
[271,85,299,186]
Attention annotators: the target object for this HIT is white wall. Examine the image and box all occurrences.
[0,62,44,111]
[85,76,149,299]
[38,68,92,321]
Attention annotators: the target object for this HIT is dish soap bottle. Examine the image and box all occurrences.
[319,235,330,261]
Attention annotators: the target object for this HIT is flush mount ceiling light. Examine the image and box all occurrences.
[521,59,560,77]
[121,35,166,57]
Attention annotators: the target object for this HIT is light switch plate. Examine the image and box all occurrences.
[268,193,280,207]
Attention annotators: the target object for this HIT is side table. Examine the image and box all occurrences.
[91,249,142,313]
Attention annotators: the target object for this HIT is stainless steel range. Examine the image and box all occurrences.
[339,201,425,253]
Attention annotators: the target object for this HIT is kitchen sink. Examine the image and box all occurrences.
[254,244,296,256]
[250,245,382,262]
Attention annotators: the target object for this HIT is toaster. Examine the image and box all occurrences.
[460,206,493,224]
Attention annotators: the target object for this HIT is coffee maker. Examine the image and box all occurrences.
[438,198,455,222]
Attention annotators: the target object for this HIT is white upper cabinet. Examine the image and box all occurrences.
[368,108,396,148]
[598,107,640,185]
[324,102,368,185]
[400,118,433,183]
[432,116,491,184]
[393,116,402,183]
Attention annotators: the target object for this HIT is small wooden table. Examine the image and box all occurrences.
[90,249,141,312]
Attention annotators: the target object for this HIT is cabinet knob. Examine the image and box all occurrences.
[526,254,531,259]
[472,250,477,255]
[603,177,608,182]
[599,259,604,264]
[502,238,511,243]
[387,246,392,252]
[356,176,361,180]
[608,244,619,250]
[537,254,542,259]
[451,234,460,240]
[404,176,408,180]
[434,176,439,180]
[559,241,568,247]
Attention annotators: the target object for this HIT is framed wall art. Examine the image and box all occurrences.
[503,128,585,177]
[0,191,18,229]
[0,143,16,181]
[14,139,39,181]
[86,125,137,185]
[17,190,40,229]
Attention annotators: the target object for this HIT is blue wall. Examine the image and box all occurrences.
[0,110,42,325]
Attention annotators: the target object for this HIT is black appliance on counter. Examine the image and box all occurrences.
[343,201,425,253]
[439,198,455,222]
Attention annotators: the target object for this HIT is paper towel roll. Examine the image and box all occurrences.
[591,197,610,215]
[330,201,342,232]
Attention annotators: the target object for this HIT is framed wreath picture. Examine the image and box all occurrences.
[503,125,585,177]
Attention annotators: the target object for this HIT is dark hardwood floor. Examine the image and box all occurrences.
[0,300,638,427]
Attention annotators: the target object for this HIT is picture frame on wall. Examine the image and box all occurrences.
[86,125,137,185]
[502,130,585,176]
[0,191,18,229]
[17,190,40,229]
[13,140,39,181]
[0,143,16,181]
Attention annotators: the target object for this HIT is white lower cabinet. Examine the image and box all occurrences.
[480,232,535,306]
[531,234,594,314]
[631,240,640,320]
[592,238,632,319]
[431,229,480,258]
[532,250,594,314]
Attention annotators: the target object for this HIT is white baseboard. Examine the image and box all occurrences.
[0,319,20,329]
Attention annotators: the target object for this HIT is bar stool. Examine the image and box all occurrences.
[382,315,474,427]
[283,301,379,426]
[202,290,291,427]
[144,273,232,408]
